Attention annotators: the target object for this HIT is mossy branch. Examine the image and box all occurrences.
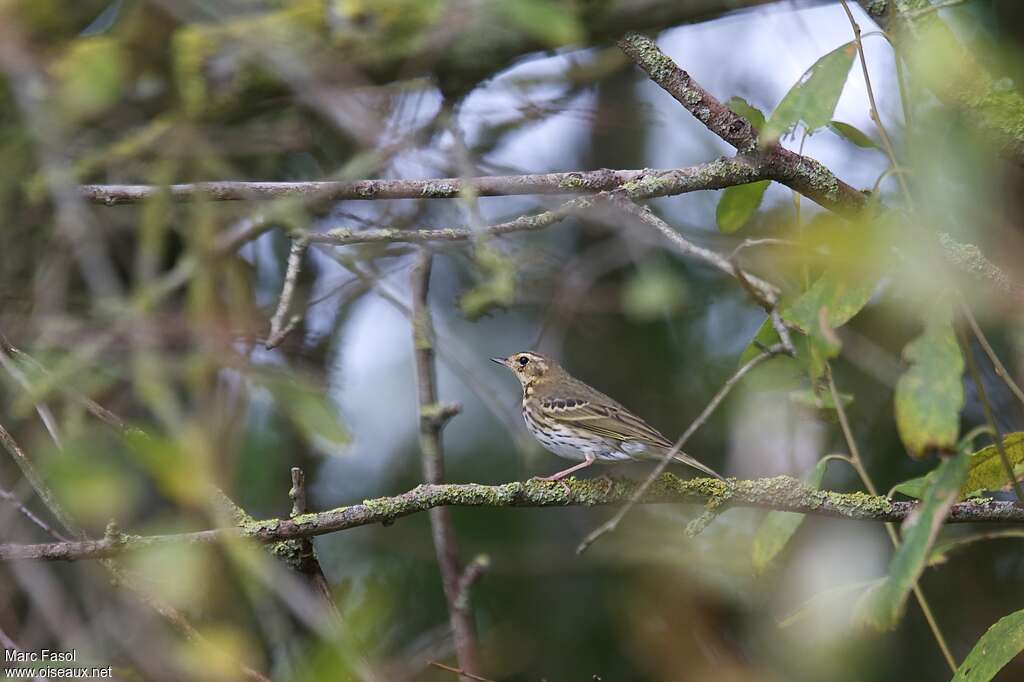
[3,475,1022,562]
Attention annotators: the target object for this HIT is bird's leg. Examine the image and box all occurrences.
[532,454,596,495]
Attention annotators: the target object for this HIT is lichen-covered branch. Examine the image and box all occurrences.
[616,32,868,215]
[3,475,1021,562]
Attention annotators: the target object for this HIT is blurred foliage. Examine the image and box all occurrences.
[2,1,1024,682]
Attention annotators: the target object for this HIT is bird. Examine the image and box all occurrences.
[492,351,725,484]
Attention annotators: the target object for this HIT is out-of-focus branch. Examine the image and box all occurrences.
[616,32,868,215]
[4,475,1023,562]
[410,250,481,679]
[79,161,765,206]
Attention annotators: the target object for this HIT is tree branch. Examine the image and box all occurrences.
[79,161,766,206]
[410,250,481,678]
[3,475,1022,562]
[616,32,868,215]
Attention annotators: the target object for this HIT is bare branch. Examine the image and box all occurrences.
[410,250,481,679]
[266,237,310,349]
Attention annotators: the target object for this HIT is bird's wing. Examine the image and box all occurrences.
[540,397,671,448]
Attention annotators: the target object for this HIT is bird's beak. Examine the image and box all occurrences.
[491,357,510,368]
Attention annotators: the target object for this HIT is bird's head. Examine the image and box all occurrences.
[491,351,552,390]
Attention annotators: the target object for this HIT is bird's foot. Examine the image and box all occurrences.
[531,474,572,496]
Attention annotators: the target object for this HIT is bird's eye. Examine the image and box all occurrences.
[518,356,529,366]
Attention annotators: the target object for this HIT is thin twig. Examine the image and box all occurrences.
[826,367,958,672]
[266,236,310,349]
[609,195,780,307]
[0,487,69,542]
[576,343,786,554]
[956,323,1024,502]
[427,661,499,682]
[410,249,481,679]
[961,303,1024,413]
[839,0,913,204]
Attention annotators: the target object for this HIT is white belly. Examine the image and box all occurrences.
[522,407,633,462]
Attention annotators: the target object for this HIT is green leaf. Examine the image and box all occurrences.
[829,120,882,150]
[854,452,969,630]
[622,265,688,321]
[496,0,582,47]
[952,609,1024,682]
[739,316,781,365]
[761,42,857,142]
[254,371,350,453]
[726,96,766,129]
[960,432,1024,497]
[752,457,830,573]
[894,314,965,458]
[779,269,877,380]
[781,270,876,335]
[715,180,770,233]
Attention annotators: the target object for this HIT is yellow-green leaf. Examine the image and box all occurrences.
[781,270,876,335]
[761,42,857,142]
[952,609,1024,682]
[854,452,969,630]
[894,315,964,458]
[752,457,830,573]
[715,180,770,233]
[960,432,1024,497]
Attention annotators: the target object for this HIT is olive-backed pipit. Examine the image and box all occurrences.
[492,351,725,482]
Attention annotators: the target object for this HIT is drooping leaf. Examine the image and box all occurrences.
[960,432,1024,497]
[761,42,857,142]
[780,269,877,380]
[726,96,766,129]
[781,270,877,335]
[952,609,1024,682]
[854,452,969,630]
[829,120,882,150]
[894,313,965,458]
[752,457,830,573]
[716,180,770,234]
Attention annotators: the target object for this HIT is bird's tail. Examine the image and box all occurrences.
[673,453,726,482]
